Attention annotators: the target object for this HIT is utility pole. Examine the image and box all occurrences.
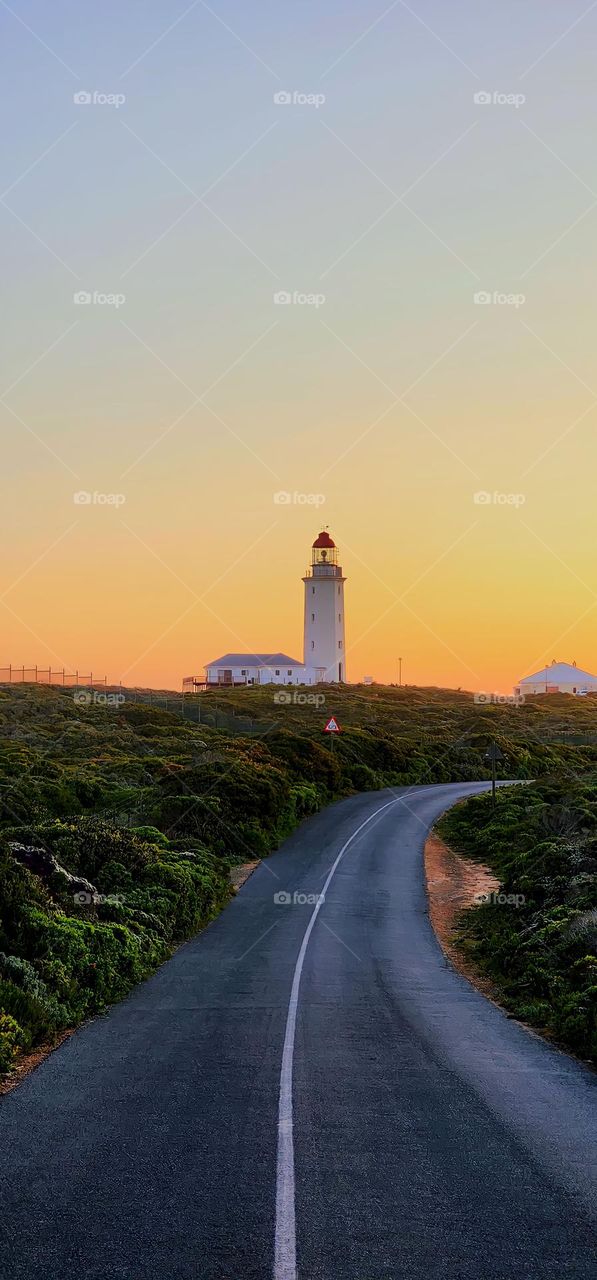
[398,657,403,687]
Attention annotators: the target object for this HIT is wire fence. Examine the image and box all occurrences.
[0,673,275,734]
[114,688,276,735]
[0,666,107,688]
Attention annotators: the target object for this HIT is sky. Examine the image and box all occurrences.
[2,0,597,692]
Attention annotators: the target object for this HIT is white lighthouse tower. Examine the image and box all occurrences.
[303,530,347,683]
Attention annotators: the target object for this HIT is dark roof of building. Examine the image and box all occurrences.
[205,653,304,669]
[313,530,335,548]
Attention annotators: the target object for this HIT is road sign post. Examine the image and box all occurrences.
[324,716,341,751]
[484,742,504,807]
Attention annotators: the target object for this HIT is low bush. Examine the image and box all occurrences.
[0,1012,25,1074]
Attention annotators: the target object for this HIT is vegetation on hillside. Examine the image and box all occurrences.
[1,680,597,1075]
[438,779,597,1064]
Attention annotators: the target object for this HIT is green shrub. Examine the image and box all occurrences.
[0,1012,26,1073]
[440,780,597,1063]
[130,825,169,847]
[0,979,52,1047]
[0,952,68,1029]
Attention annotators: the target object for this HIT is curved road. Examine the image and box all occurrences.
[0,783,596,1279]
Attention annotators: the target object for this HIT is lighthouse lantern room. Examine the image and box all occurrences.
[303,530,347,682]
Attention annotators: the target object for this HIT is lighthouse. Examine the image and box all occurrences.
[303,530,347,683]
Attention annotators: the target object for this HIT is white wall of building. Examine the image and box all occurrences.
[515,661,597,697]
[205,663,317,686]
[515,680,597,696]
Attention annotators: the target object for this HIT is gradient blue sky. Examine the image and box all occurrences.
[2,2,597,689]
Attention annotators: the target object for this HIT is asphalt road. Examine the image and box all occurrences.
[1,782,596,1280]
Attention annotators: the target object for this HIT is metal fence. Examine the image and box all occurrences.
[0,666,107,687]
[128,689,276,734]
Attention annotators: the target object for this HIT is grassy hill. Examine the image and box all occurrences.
[1,680,597,1076]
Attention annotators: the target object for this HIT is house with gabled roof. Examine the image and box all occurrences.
[515,660,597,697]
[203,652,317,687]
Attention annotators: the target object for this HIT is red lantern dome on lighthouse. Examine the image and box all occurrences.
[310,529,339,571]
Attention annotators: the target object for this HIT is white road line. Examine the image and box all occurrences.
[273,790,424,1280]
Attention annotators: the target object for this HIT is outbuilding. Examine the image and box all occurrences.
[515,660,597,697]
[203,653,317,687]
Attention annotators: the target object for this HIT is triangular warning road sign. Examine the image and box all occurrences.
[324,716,340,733]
